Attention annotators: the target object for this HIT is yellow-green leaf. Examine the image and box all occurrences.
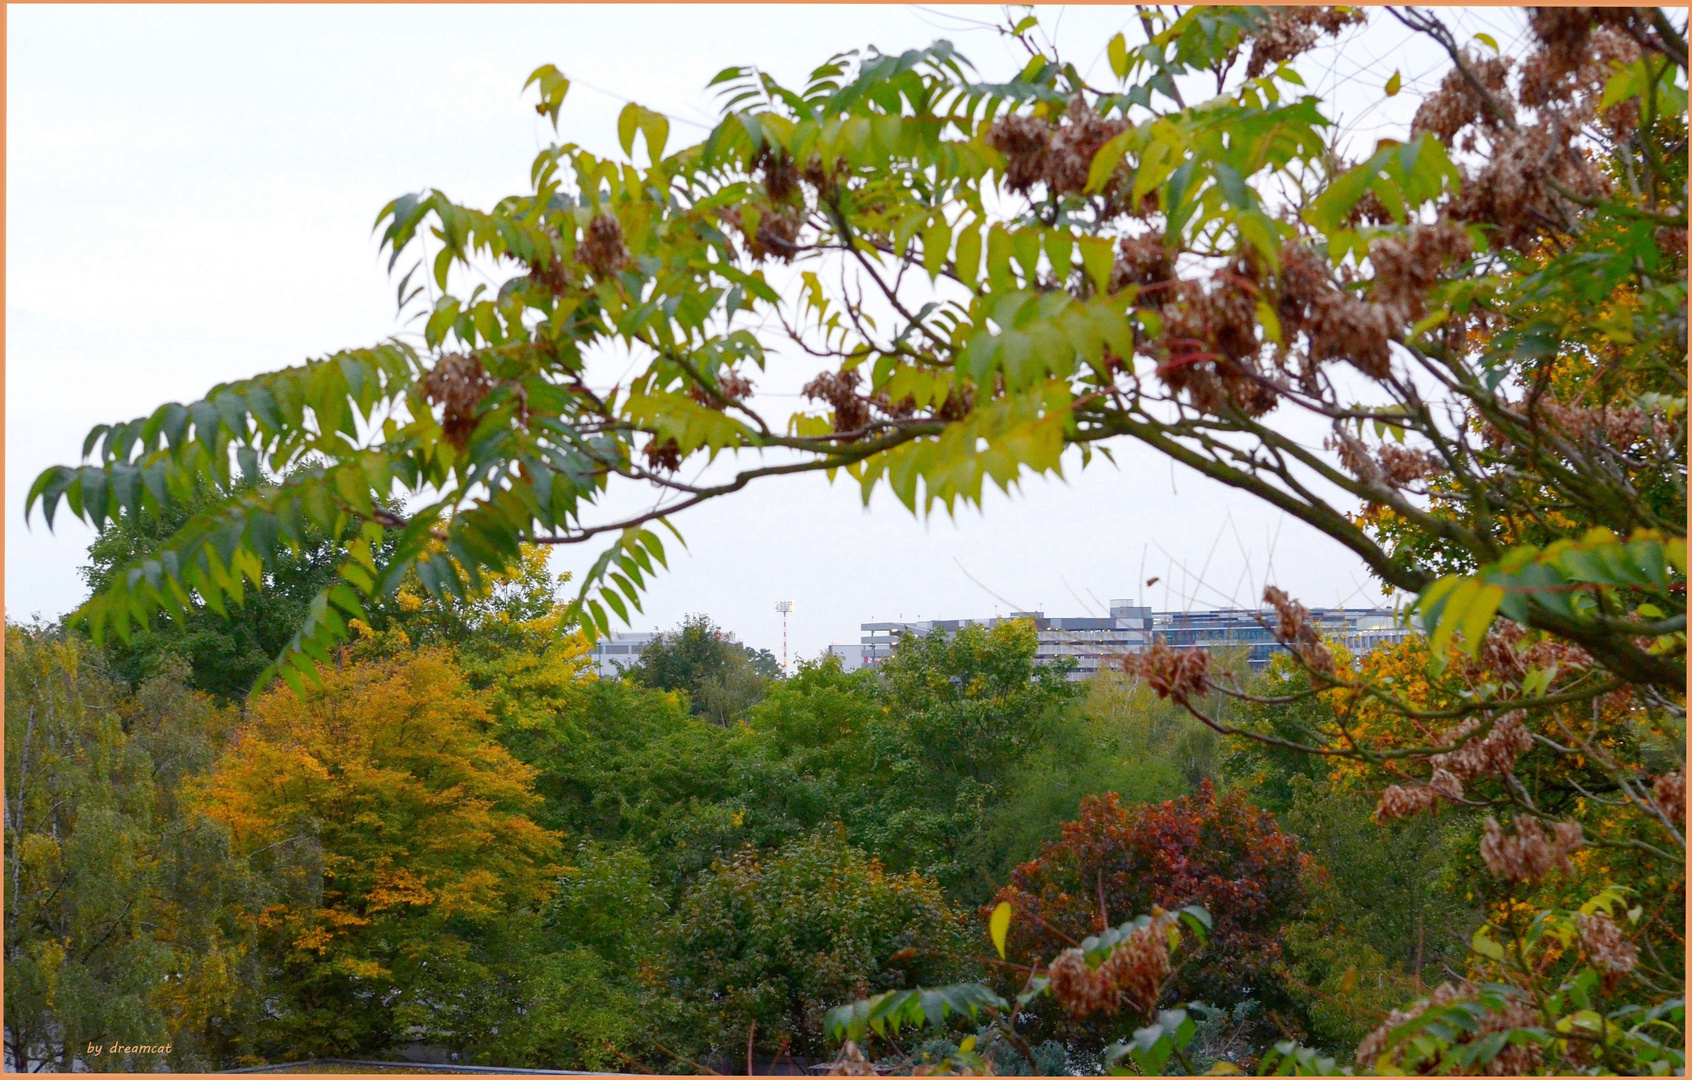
[1108,33,1129,79]
[1471,924,1505,961]
[989,901,1012,959]
[1078,237,1114,295]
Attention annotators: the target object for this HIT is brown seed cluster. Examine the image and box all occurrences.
[1244,6,1366,79]
[1110,234,1175,294]
[1376,712,1536,822]
[1520,10,1643,116]
[1412,54,1516,146]
[1368,221,1473,327]
[1453,122,1612,254]
[1263,586,1336,677]
[754,209,805,263]
[577,213,631,278]
[1409,10,1640,254]
[802,369,873,437]
[1577,912,1639,974]
[1654,771,1685,825]
[643,439,683,473]
[1328,428,1447,492]
[1466,622,1594,687]
[756,148,801,203]
[1538,400,1674,451]
[1375,769,1464,822]
[688,368,755,409]
[986,99,1137,208]
[1276,243,1395,380]
[1376,443,1443,488]
[423,353,496,449]
[1479,815,1583,881]
[1432,712,1535,784]
[824,1040,876,1076]
[1046,918,1173,1019]
[1355,981,1541,1074]
[717,205,806,263]
[527,255,572,297]
[1124,638,1209,705]
[1157,268,1282,417]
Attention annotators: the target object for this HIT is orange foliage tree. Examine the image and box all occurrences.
[190,649,562,1057]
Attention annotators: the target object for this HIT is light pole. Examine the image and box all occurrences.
[774,600,794,674]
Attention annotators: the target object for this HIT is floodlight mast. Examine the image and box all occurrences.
[775,601,794,674]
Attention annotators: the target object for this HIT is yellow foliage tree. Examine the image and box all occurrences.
[189,649,562,1055]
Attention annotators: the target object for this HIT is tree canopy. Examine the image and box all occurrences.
[13,5,1688,1075]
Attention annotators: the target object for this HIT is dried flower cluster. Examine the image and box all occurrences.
[1454,122,1612,253]
[1243,6,1366,79]
[1110,233,1175,293]
[526,255,571,297]
[1412,53,1516,146]
[1410,10,1642,253]
[1355,981,1542,1074]
[1263,586,1336,676]
[1520,10,1643,120]
[1479,815,1583,881]
[802,369,872,436]
[1468,622,1595,687]
[688,368,755,408]
[643,438,683,473]
[1328,429,1443,491]
[1275,242,1396,380]
[1374,769,1464,822]
[1577,912,1639,974]
[717,204,805,263]
[1375,713,1535,822]
[1157,266,1282,417]
[1537,400,1675,451]
[1368,220,1473,327]
[987,99,1137,207]
[1046,917,1173,1019]
[1653,770,1685,825]
[824,1040,877,1076]
[577,213,631,278]
[1376,443,1443,488]
[422,353,496,448]
[1432,712,1535,783]
[1124,638,1210,704]
[756,148,801,203]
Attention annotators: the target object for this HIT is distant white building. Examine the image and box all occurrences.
[827,643,866,672]
[853,600,1410,679]
[586,631,661,678]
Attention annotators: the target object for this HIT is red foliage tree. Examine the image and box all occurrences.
[992,782,1310,1016]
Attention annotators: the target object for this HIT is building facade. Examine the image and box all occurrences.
[856,601,1409,679]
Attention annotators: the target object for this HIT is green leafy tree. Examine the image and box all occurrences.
[3,625,261,1072]
[854,620,1080,899]
[668,826,970,1061]
[626,614,778,725]
[78,478,367,701]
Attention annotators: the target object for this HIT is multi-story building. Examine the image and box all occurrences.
[855,601,1409,679]
[585,631,661,678]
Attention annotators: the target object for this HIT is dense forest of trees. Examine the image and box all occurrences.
[5,553,1487,1073]
[11,4,1687,1074]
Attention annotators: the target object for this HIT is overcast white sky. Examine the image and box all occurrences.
[7,5,1532,662]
